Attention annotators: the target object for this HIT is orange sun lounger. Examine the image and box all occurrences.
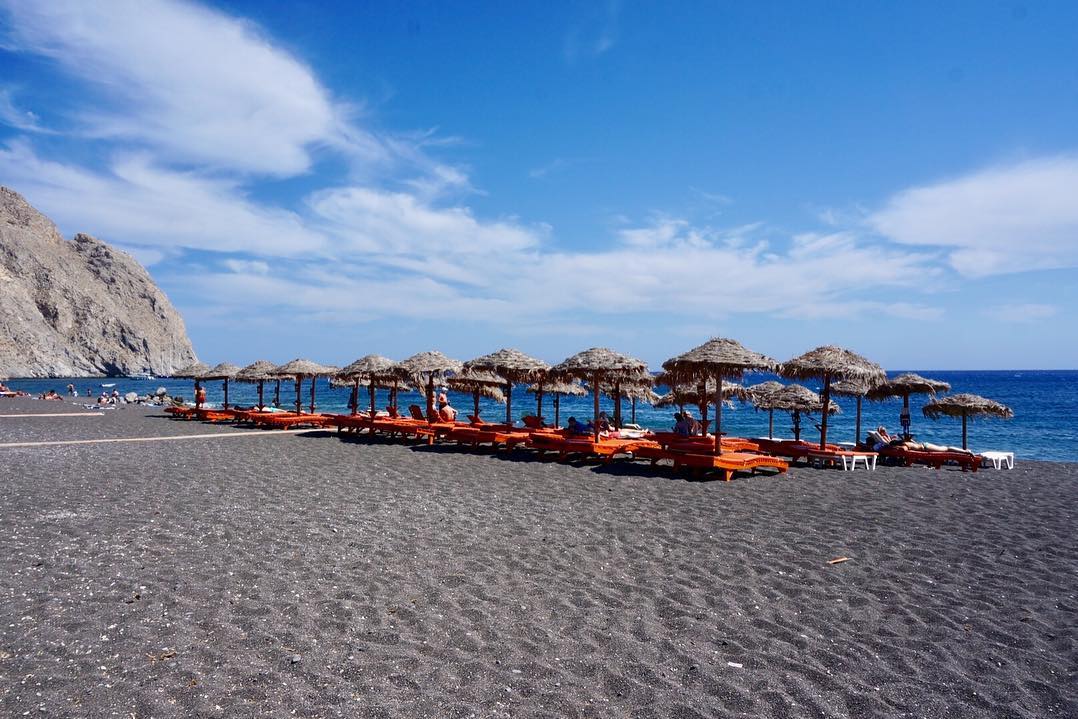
[877,445,982,472]
[247,412,331,429]
[632,445,789,481]
[164,406,196,418]
[444,425,531,449]
[648,432,760,453]
[526,432,652,462]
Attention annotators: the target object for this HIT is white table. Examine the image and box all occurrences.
[981,451,1015,469]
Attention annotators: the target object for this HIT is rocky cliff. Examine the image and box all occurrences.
[0,187,198,377]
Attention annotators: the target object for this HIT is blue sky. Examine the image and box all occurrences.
[1,0,1076,370]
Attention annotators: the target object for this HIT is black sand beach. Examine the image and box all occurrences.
[1,399,1075,718]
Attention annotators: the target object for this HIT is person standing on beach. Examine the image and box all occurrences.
[195,385,207,408]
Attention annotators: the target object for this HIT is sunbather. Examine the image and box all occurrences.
[566,417,593,435]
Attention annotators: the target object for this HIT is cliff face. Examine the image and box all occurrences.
[0,187,198,377]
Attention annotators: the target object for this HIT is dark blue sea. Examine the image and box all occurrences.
[6,370,1076,462]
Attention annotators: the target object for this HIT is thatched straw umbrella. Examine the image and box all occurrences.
[654,375,750,425]
[745,381,784,439]
[527,379,586,428]
[587,371,656,427]
[272,359,338,415]
[337,355,397,416]
[448,369,507,420]
[867,373,951,440]
[464,349,550,427]
[779,346,885,450]
[396,351,463,421]
[236,360,277,410]
[922,393,1013,450]
[753,383,841,442]
[662,338,776,454]
[831,379,870,446]
[173,361,210,407]
[551,348,648,441]
[201,362,241,409]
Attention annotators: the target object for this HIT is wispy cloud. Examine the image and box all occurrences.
[870,155,1078,277]
[0,88,51,133]
[563,1,621,64]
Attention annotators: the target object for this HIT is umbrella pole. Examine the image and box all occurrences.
[294,378,301,415]
[792,410,801,441]
[426,377,434,423]
[768,409,774,439]
[274,379,280,408]
[554,394,561,429]
[506,381,513,426]
[536,387,543,420]
[257,380,264,411]
[391,381,398,413]
[593,372,601,442]
[819,374,832,449]
[698,382,708,431]
[351,379,359,415]
[962,412,968,450]
[194,379,201,408]
[473,389,480,420]
[713,373,723,455]
[855,396,863,446]
[614,382,622,429]
[369,383,376,417]
[901,393,912,440]
[310,376,317,414]
[631,396,637,424]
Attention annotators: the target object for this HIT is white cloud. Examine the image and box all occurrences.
[986,303,1059,323]
[0,88,51,133]
[870,155,1078,277]
[0,140,326,256]
[563,1,620,63]
[308,186,544,257]
[0,0,370,176]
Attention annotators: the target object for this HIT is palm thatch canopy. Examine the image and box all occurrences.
[779,345,883,448]
[235,360,277,382]
[661,338,777,382]
[272,359,337,377]
[526,379,587,397]
[831,379,870,397]
[652,379,750,406]
[448,369,506,391]
[746,380,784,401]
[173,361,210,379]
[922,393,1013,450]
[661,338,774,453]
[754,384,842,415]
[779,345,886,384]
[868,373,951,400]
[330,376,410,391]
[464,348,550,382]
[337,355,397,380]
[395,351,463,380]
[922,394,1013,420]
[202,362,242,380]
[551,347,648,379]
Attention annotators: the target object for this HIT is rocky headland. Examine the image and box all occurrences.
[0,186,197,377]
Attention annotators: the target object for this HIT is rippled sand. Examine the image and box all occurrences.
[1,400,1075,718]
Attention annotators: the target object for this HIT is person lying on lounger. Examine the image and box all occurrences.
[867,426,893,451]
[566,417,593,435]
[40,390,62,400]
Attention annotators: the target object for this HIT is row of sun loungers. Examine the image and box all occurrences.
[164,405,985,478]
